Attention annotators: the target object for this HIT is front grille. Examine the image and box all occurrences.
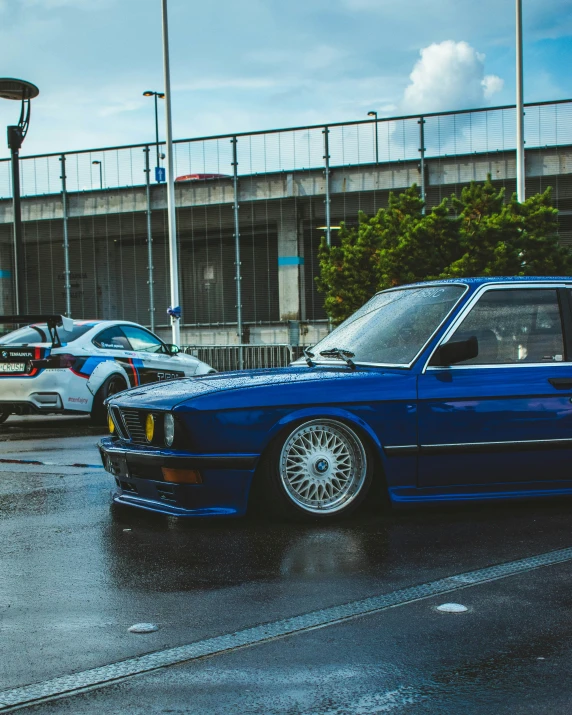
[120,409,148,444]
[110,406,128,439]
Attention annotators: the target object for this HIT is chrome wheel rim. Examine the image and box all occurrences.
[279,420,367,514]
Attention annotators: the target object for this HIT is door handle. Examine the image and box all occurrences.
[548,378,572,390]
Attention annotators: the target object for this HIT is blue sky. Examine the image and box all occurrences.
[0,0,571,157]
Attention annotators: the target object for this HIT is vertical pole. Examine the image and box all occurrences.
[516,0,525,202]
[374,118,379,164]
[418,116,426,214]
[161,0,180,345]
[144,146,155,332]
[323,126,331,247]
[231,136,243,370]
[98,162,103,190]
[59,154,71,317]
[323,126,333,333]
[7,131,23,314]
[154,93,160,173]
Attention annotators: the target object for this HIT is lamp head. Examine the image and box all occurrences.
[367,111,377,117]
[0,78,39,101]
[143,91,154,97]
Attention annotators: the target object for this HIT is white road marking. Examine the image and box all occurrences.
[1,545,572,711]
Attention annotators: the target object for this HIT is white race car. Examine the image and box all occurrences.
[0,315,215,423]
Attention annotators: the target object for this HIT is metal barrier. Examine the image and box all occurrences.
[183,344,295,372]
[1,98,572,327]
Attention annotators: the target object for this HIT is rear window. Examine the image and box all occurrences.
[0,323,94,345]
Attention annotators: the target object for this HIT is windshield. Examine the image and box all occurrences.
[0,323,94,345]
[309,285,466,365]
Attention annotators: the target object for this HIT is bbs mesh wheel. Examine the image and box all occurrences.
[263,419,372,521]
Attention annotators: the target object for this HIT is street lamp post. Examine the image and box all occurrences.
[367,110,379,164]
[143,90,165,182]
[92,160,103,190]
[0,78,39,314]
[160,0,181,346]
[516,0,525,202]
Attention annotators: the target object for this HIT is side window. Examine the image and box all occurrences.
[92,326,132,351]
[448,289,564,365]
[121,326,164,354]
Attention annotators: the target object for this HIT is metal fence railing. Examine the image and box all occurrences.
[183,344,295,371]
[0,99,571,331]
[1,99,571,199]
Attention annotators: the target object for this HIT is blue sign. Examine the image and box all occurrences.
[155,167,166,183]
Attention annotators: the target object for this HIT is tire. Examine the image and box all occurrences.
[0,410,9,424]
[261,419,372,522]
[90,374,127,425]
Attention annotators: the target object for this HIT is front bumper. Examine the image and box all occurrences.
[99,437,257,518]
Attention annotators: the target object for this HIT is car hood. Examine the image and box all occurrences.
[110,365,394,410]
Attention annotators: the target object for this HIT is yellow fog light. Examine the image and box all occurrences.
[145,413,155,442]
[108,413,115,434]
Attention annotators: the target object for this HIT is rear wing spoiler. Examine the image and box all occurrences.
[0,314,74,348]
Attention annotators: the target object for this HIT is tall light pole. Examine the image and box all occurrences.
[92,160,103,189]
[368,110,379,164]
[161,0,180,345]
[143,90,165,182]
[0,78,39,315]
[516,0,525,202]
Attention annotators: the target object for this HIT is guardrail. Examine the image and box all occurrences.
[183,344,297,371]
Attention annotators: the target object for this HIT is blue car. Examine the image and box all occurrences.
[99,276,572,521]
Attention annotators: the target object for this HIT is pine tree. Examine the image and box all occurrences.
[316,178,571,324]
[315,213,380,325]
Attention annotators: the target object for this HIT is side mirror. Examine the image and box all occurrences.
[430,336,478,367]
[165,344,180,356]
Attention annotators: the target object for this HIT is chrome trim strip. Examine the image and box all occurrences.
[422,282,572,373]
[384,445,419,456]
[426,362,572,371]
[421,437,572,455]
[384,437,572,457]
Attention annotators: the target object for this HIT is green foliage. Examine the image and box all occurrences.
[315,214,380,325]
[316,177,572,324]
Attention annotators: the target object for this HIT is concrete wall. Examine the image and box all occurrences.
[0,144,571,341]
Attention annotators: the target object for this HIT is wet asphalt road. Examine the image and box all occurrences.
[1,416,572,713]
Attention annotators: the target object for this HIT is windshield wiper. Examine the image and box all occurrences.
[319,348,356,370]
[303,348,315,367]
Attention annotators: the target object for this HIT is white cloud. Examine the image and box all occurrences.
[482,74,504,99]
[401,40,503,114]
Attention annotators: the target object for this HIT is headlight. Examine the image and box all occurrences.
[108,413,115,435]
[145,413,155,442]
[164,413,175,447]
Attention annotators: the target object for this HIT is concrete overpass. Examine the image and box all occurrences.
[0,144,571,345]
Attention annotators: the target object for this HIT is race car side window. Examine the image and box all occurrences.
[92,327,133,351]
[121,326,165,354]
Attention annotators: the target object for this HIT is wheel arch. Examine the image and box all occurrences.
[247,407,389,509]
[86,359,131,396]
